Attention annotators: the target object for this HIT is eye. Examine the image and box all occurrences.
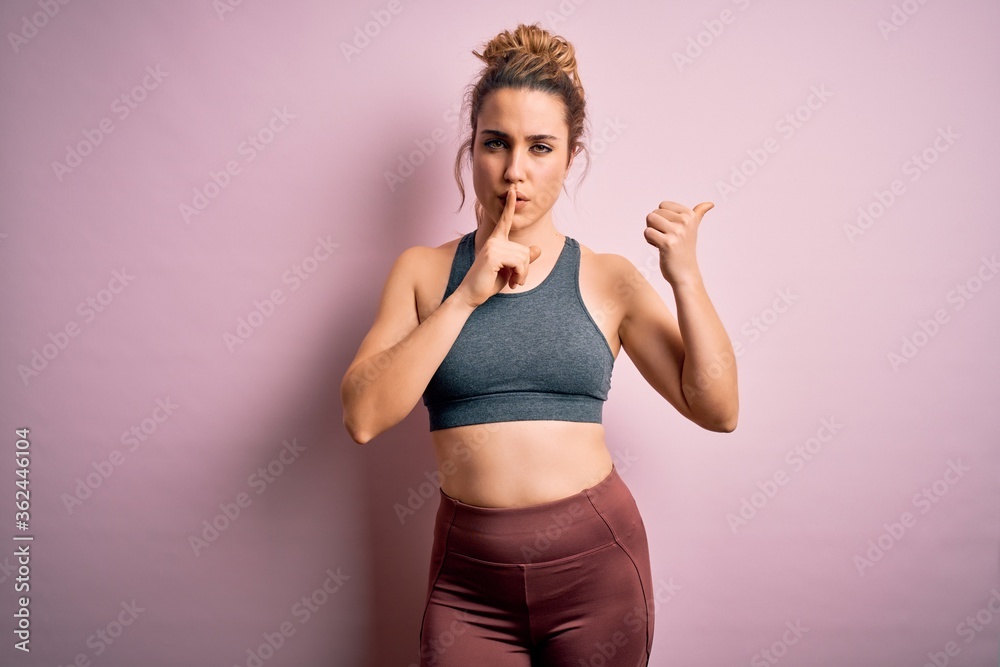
[531,144,553,154]
[484,139,505,149]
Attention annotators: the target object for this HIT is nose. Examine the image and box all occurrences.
[504,149,526,184]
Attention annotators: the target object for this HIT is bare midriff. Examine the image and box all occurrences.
[429,420,614,508]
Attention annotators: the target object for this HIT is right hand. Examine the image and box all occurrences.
[455,183,542,309]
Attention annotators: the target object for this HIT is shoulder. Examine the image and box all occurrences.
[575,239,644,285]
[575,240,657,308]
[398,233,470,316]
[391,234,466,276]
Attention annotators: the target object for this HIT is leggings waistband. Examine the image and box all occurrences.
[435,465,639,565]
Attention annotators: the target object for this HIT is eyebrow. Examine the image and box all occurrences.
[481,129,560,142]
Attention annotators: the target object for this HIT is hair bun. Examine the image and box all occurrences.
[473,23,581,88]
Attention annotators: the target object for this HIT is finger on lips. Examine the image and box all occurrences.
[488,185,544,289]
[492,184,517,239]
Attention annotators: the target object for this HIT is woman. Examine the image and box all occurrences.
[341,23,738,666]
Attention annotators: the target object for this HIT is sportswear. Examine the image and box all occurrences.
[421,231,615,431]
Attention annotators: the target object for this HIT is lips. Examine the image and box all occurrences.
[499,192,528,202]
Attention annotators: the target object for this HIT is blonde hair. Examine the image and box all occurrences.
[453,23,591,227]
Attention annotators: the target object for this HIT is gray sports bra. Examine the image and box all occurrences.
[421,231,615,431]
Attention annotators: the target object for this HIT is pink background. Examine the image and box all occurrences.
[2,1,999,665]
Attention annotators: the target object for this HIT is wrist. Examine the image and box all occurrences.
[665,269,705,291]
[446,288,480,314]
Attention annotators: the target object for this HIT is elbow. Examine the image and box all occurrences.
[691,405,738,433]
[713,414,738,433]
[343,414,373,445]
[694,413,737,433]
[348,428,373,445]
[342,404,378,445]
[716,404,740,433]
[710,400,739,432]
[700,391,739,433]
[679,375,739,434]
[341,375,374,445]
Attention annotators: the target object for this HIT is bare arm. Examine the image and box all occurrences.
[340,247,475,444]
[619,199,738,432]
[618,259,738,432]
[671,274,738,429]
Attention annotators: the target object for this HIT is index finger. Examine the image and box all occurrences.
[491,183,517,240]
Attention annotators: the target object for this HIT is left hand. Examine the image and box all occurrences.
[644,200,714,286]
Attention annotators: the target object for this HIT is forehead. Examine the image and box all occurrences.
[477,88,567,137]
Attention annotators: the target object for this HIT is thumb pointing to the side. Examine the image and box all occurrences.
[692,202,715,219]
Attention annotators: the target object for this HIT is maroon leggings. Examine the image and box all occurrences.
[419,465,653,666]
